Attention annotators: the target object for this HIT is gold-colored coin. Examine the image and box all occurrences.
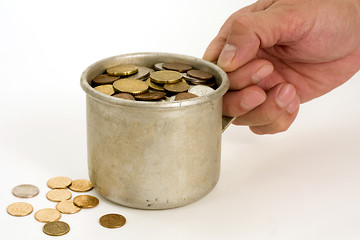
[164,81,190,93]
[56,200,81,214]
[94,84,115,96]
[46,189,72,202]
[106,64,138,76]
[43,221,70,236]
[73,195,99,208]
[150,70,183,84]
[146,78,165,91]
[99,213,126,228]
[47,176,72,189]
[68,179,93,192]
[35,208,61,223]
[113,79,148,95]
[7,202,33,217]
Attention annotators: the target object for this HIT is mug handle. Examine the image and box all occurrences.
[222,116,236,132]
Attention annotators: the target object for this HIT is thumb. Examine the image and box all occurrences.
[217,8,298,72]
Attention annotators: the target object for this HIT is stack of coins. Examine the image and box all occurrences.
[91,62,217,101]
[7,177,126,236]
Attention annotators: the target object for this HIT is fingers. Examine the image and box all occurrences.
[228,58,274,90]
[223,86,267,117]
[203,0,276,63]
[249,96,300,134]
[225,83,300,134]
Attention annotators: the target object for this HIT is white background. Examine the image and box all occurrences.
[0,0,359,239]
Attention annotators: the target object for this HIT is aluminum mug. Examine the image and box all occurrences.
[80,52,234,209]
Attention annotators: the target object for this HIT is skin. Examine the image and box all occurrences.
[203,0,360,134]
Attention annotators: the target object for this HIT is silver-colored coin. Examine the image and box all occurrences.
[165,95,176,102]
[12,184,39,198]
[188,85,215,96]
[182,73,199,82]
[154,63,164,71]
[123,66,153,81]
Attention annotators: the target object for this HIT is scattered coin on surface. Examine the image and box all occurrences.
[46,189,72,202]
[43,221,70,236]
[7,202,33,217]
[56,200,81,214]
[12,184,39,198]
[47,176,72,189]
[99,213,126,229]
[73,195,99,208]
[68,179,93,192]
[35,208,61,223]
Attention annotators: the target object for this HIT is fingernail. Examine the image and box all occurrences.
[252,65,273,83]
[241,91,266,110]
[218,43,237,68]
[276,84,296,108]
[286,99,300,114]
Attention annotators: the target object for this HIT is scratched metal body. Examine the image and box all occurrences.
[80,52,233,209]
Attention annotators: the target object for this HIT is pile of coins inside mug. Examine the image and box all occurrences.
[6,177,126,236]
[91,62,217,101]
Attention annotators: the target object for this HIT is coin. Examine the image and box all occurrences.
[68,179,93,192]
[56,200,81,214]
[12,184,39,198]
[35,208,61,223]
[162,62,192,73]
[146,78,165,91]
[164,81,190,93]
[112,92,136,100]
[73,195,99,208]
[187,69,213,80]
[188,85,215,96]
[113,79,148,95]
[43,221,70,236]
[154,63,164,71]
[150,70,183,84]
[94,84,115,95]
[183,73,215,85]
[107,64,138,76]
[92,74,120,85]
[122,66,152,80]
[99,213,126,229]
[47,176,72,189]
[7,202,33,217]
[134,91,166,101]
[174,92,198,101]
[46,189,72,202]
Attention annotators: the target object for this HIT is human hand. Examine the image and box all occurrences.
[204,0,360,134]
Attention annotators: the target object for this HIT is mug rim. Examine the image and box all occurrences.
[80,52,229,109]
